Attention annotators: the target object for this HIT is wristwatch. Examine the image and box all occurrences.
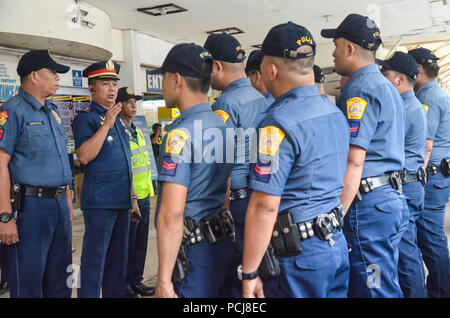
[0,212,13,223]
[237,264,259,281]
[132,195,138,200]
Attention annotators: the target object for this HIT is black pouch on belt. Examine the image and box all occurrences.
[258,243,281,280]
[271,212,303,258]
[200,213,226,244]
[172,243,188,283]
[441,158,450,178]
[11,183,24,213]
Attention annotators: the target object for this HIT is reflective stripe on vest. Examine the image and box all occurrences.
[130,127,154,199]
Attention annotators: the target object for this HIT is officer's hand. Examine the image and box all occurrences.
[130,198,142,223]
[242,277,265,298]
[0,219,19,245]
[155,281,178,298]
[104,102,122,129]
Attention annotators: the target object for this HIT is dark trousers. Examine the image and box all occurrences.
[78,209,130,298]
[8,196,72,298]
[127,197,150,288]
[0,242,9,285]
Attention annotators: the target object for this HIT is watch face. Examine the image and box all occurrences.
[0,213,11,223]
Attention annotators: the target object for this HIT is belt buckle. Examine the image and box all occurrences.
[55,186,65,198]
[360,178,372,194]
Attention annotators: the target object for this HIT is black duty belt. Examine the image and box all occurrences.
[354,171,403,203]
[427,159,450,178]
[427,165,442,176]
[23,185,67,198]
[230,188,248,201]
[403,174,421,184]
[401,167,427,186]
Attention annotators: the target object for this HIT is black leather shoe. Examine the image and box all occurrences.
[125,289,141,298]
[0,282,10,296]
[131,283,155,297]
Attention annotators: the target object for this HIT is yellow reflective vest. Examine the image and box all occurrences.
[130,126,154,199]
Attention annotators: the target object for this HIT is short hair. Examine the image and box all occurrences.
[275,46,314,75]
[421,63,439,79]
[184,61,212,94]
[152,123,161,131]
[356,45,376,62]
[406,76,416,88]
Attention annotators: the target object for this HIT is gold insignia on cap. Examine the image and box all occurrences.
[48,50,56,62]
[126,87,134,95]
[106,59,115,71]
[297,36,313,47]
[236,46,243,52]
[200,51,211,59]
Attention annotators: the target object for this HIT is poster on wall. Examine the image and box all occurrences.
[133,115,158,180]
[0,60,20,102]
[49,94,90,154]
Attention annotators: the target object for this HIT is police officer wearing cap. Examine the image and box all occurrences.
[379,51,428,298]
[117,87,156,298]
[409,47,450,298]
[246,49,275,104]
[322,14,408,298]
[204,32,270,297]
[0,50,73,297]
[151,43,233,298]
[314,65,326,96]
[73,60,141,298]
[242,22,350,298]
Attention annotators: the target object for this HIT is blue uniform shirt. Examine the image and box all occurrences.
[337,64,405,178]
[156,103,233,223]
[415,80,450,165]
[249,86,349,223]
[0,88,72,187]
[264,91,275,105]
[212,78,269,189]
[402,90,426,174]
[72,102,133,210]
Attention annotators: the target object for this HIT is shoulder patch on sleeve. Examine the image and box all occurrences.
[346,97,368,120]
[160,156,178,176]
[348,120,360,137]
[214,109,230,123]
[0,110,9,127]
[165,129,189,155]
[0,129,4,140]
[258,126,285,156]
[251,159,271,183]
[422,104,429,115]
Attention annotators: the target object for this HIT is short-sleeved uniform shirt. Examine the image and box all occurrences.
[72,102,132,210]
[249,85,350,223]
[337,64,405,178]
[0,88,72,187]
[155,103,233,223]
[401,91,426,174]
[212,78,269,189]
[415,80,450,166]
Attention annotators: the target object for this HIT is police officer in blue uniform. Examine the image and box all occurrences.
[378,52,428,298]
[73,60,140,298]
[322,14,408,298]
[152,43,233,298]
[0,50,73,298]
[409,47,450,298]
[242,22,350,298]
[204,33,270,297]
[246,49,275,105]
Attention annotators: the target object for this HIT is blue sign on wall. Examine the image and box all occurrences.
[146,70,163,93]
[72,70,82,87]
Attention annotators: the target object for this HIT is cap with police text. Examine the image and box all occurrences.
[17,50,70,77]
[321,13,382,51]
[83,59,121,80]
[314,65,325,84]
[116,87,143,103]
[262,22,316,59]
[377,51,419,80]
[204,33,246,63]
[148,43,213,79]
[408,48,439,65]
[245,50,263,74]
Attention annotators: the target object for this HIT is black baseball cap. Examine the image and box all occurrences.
[377,51,419,80]
[314,65,325,83]
[116,87,143,103]
[262,22,316,59]
[149,43,213,79]
[83,59,120,80]
[321,13,382,51]
[204,33,246,63]
[408,48,439,65]
[245,50,263,74]
[17,50,70,77]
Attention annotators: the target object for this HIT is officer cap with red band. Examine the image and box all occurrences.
[82,59,121,80]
